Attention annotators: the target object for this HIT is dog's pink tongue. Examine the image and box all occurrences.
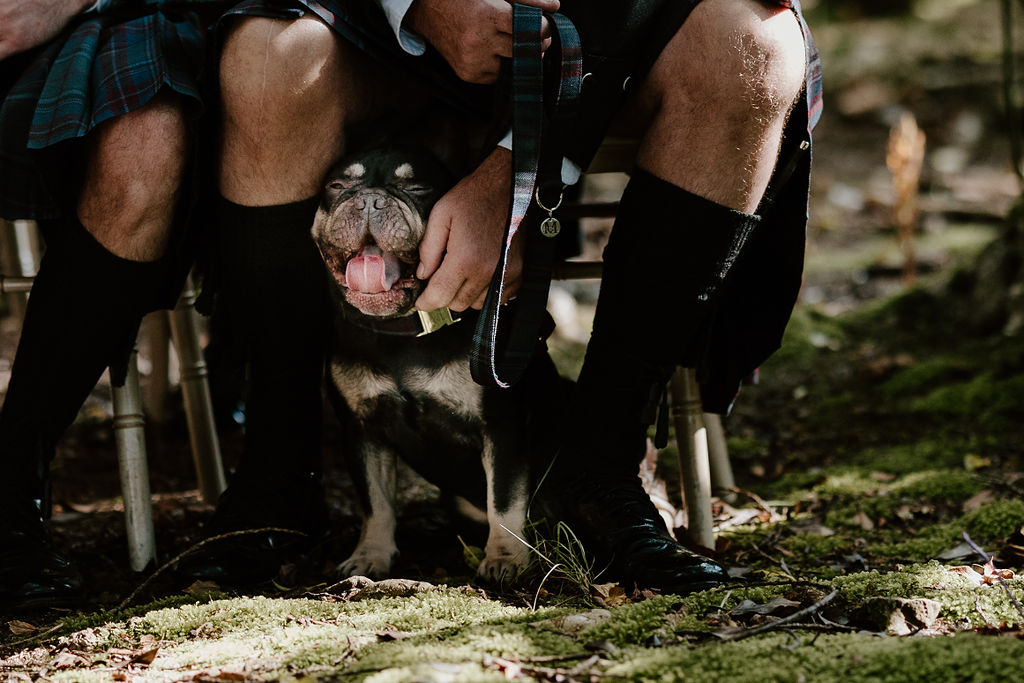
[345,245,401,293]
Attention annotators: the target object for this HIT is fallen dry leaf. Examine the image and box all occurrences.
[730,597,801,618]
[962,490,996,513]
[591,583,629,607]
[851,511,875,531]
[185,580,221,596]
[976,560,1015,585]
[376,626,414,641]
[963,454,991,472]
[130,646,160,666]
[50,650,90,670]
[7,620,37,636]
[531,609,612,635]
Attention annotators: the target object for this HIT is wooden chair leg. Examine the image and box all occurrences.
[143,311,171,425]
[669,367,715,549]
[112,347,157,571]
[168,274,226,504]
[704,412,736,502]
[0,219,39,320]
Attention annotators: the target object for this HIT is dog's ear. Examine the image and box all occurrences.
[345,114,478,178]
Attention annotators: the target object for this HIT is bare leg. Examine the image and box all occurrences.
[624,0,806,212]
[0,92,190,609]
[77,90,186,261]
[178,15,403,582]
[551,0,809,594]
[218,15,407,204]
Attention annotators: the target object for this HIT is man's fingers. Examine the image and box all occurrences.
[493,32,513,59]
[513,0,561,13]
[415,267,466,312]
[540,16,552,40]
[417,210,453,280]
[497,0,560,35]
[451,279,485,313]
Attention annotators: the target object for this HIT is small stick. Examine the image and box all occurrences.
[716,590,839,642]
[0,621,65,653]
[117,527,306,610]
[961,531,1024,622]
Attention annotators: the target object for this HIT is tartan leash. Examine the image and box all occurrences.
[470,5,581,388]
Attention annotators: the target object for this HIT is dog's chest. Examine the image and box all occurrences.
[329,356,484,425]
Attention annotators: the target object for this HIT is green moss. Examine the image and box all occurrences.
[961,499,1024,541]
[767,306,847,371]
[583,596,680,646]
[909,372,1024,423]
[877,358,971,399]
[133,590,530,643]
[834,562,1024,629]
[607,632,1024,682]
[843,441,966,474]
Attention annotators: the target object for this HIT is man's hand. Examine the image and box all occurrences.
[405,0,559,84]
[415,147,525,312]
[0,0,91,61]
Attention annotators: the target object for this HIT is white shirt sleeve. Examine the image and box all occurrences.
[496,129,582,186]
[376,0,427,56]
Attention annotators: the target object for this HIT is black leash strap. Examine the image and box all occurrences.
[470,5,581,388]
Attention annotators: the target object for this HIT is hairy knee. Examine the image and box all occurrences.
[220,16,343,121]
[77,93,186,260]
[652,0,806,120]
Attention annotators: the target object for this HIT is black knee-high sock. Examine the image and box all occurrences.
[569,169,760,470]
[211,196,329,489]
[0,219,168,501]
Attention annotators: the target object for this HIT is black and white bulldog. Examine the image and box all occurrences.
[312,141,566,583]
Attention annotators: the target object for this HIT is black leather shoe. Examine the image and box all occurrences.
[0,497,85,612]
[549,468,727,595]
[173,471,329,585]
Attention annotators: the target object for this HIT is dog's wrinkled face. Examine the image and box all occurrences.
[312,145,451,318]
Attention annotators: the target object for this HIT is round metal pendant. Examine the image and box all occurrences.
[540,216,561,238]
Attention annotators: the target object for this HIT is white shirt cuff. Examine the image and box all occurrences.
[497,129,582,186]
[377,0,427,56]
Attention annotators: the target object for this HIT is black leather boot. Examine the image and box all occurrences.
[548,169,761,595]
[174,198,330,584]
[0,221,168,611]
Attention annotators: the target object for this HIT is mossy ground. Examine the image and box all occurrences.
[6,239,1024,681]
[5,1,1024,680]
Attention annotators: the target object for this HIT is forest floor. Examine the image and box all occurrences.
[2,1,1024,681]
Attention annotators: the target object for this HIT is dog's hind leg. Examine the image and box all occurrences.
[338,442,399,579]
[477,436,531,584]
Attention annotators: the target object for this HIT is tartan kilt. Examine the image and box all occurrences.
[0,0,232,221]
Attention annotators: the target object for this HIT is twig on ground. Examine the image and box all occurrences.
[117,527,307,610]
[725,487,775,517]
[0,621,65,653]
[961,531,1024,623]
[715,590,839,642]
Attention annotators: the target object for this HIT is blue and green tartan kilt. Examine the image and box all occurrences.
[0,0,232,221]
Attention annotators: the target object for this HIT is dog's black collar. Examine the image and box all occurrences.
[341,306,472,337]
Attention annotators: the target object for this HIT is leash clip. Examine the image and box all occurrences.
[416,307,461,336]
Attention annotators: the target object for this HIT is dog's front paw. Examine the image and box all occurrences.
[337,544,398,581]
[476,542,530,584]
